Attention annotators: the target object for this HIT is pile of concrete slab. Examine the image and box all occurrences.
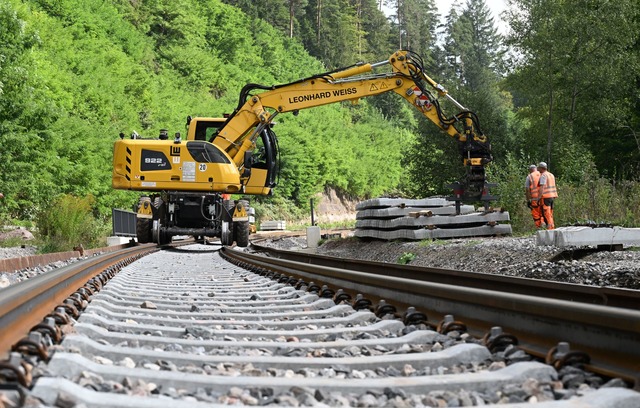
[355,197,512,240]
[537,226,640,248]
[259,220,287,231]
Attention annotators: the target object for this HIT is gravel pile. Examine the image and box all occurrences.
[262,235,640,290]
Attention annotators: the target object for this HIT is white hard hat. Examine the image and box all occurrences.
[529,164,537,170]
[538,162,547,169]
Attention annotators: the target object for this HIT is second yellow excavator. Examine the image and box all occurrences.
[112,50,493,245]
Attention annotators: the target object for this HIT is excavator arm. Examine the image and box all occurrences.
[211,50,492,200]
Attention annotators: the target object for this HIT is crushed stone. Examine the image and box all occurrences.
[261,235,640,290]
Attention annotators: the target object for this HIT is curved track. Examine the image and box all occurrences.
[242,243,640,383]
[0,242,638,407]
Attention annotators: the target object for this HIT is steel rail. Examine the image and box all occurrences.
[222,246,640,385]
[251,241,640,309]
[0,244,158,360]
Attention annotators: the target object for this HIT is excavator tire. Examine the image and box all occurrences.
[234,221,250,247]
[234,199,251,247]
[135,196,152,243]
[136,218,152,244]
[221,199,235,246]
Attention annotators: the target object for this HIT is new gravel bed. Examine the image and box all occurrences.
[263,235,640,290]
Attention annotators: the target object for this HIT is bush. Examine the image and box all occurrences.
[488,152,539,234]
[36,194,107,253]
[557,177,640,227]
[489,153,640,231]
[251,195,308,226]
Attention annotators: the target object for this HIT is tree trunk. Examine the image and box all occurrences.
[547,86,553,166]
[356,0,362,58]
[289,0,294,38]
[316,0,322,45]
[397,0,402,49]
[570,82,578,122]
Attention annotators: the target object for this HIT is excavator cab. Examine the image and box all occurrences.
[184,117,280,195]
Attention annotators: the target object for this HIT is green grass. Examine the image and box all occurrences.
[315,219,357,230]
[397,252,416,265]
[0,236,30,248]
[417,239,448,247]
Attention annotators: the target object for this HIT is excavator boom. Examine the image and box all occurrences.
[209,50,492,199]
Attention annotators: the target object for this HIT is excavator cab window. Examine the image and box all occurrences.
[186,141,231,163]
[252,135,267,168]
[194,121,224,141]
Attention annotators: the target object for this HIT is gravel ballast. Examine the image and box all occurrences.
[263,235,640,290]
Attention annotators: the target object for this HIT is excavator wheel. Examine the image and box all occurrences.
[136,218,152,244]
[234,200,251,247]
[234,221,250,247]
[220,199,235,246]
[135,196,152,243]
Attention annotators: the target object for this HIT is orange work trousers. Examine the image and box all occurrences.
[541,198,555,230]
[530,201,543,228]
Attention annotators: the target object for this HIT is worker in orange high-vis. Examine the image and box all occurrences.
[524,164,543,228]
[536,162,558,230]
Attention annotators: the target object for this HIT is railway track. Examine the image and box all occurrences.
[0,242,639,407]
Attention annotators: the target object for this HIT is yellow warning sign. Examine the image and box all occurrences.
[370,82,390,92]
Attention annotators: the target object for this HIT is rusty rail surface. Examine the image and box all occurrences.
[222,246,640,386]
[0,244,158,360]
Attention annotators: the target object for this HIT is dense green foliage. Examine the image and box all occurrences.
[0,0,411,230]
[36,194,107,252]
[1,0,639,248]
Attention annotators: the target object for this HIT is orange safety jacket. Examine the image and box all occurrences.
[527,171,541,200]
[540,172,558,198]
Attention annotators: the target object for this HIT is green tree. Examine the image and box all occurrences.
[404,0,509,198]
[386,0,438,63]
[358,0,393,60]
[505,0,640,180]
[0,0,420,231]
[0,0,56,219]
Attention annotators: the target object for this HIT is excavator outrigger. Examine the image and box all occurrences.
[112,50,493,246]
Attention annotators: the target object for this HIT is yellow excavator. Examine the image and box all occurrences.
[112,50,493,246]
